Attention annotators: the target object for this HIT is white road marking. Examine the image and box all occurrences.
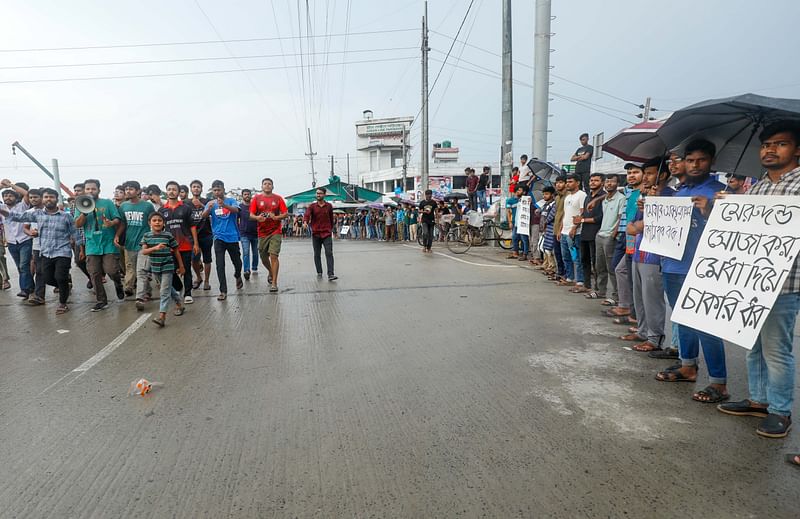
[72,313,152,373]
[56,329,70,334]
[401,244,516,268]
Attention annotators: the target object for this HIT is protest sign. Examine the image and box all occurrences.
[639,196,694,260]
[671,195,800,348]
[340,225,350,235]
[516,196,531,236]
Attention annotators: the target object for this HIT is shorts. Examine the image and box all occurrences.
[258,234,282,258]
[194,234,213,264]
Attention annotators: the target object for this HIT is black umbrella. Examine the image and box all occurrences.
[528,159,564,182]
[656,93,800,177]
[444,192,468,200]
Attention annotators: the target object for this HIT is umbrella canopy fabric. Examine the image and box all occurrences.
[528,159,564,182]
[656,93,800,176]
[444,192,468,200]
[367,202,386,210]
[603,120,666,162]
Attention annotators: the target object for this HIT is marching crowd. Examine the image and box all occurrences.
[505,123,800,453]
[0,177,344,327]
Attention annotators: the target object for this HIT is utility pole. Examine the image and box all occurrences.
[420,0,430,192]
[640,96,652,121]
[346,152,351,185]
[402,126,408,197]
[329,154,335,182]
[305,128,317,188]
[532,0,552,161]
[500,0,513,198]
[10,141,73,198]
[52,159,63,204]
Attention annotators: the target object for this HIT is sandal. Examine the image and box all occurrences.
[604,308,630,317]
[152,317,165,328]
[174,305,185,316]
[632,341,661,352]
[648,348,679,360]
[611,317,630,325]
[269,285,279,293]
[203,283,211,291]
[784,454,800,468]
[628,327,639,333]
[692,385,730,404]
[584,291,601,299]
[192,278,202,290]
[601,299,616,306]
[56,304,69,315]
[217,293,227,301]
[620,333,643,341]
[656,367,697,383]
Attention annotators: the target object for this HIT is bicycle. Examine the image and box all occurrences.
[445,213,512,254]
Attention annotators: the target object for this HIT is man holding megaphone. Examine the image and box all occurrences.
[74,178,125,312]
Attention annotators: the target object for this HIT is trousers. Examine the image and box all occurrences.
[312,235,335,276]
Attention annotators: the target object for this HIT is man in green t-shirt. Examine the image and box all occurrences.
[75,178,124,311]
[115,180,154,300]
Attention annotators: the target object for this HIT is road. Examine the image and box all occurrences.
[0,238,798,518]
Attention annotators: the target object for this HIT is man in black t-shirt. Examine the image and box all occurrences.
[418,190,437,253]
[188,180,213,291]
[571,132,594,192]
[476,166,490,211]
[574,173,605,293]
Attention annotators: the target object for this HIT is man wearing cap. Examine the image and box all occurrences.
[724,173,748,194]
[606,162,643,320]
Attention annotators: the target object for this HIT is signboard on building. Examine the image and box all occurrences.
[429,176,452,197]
[357,122,408,137]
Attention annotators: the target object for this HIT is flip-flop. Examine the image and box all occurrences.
[632,342,661,352]
[584,291,601,299]
[655,368,697,383]
[192,279,202,290]
[217,293,227,301]
[601,299,616,306]
[692,385,730,404]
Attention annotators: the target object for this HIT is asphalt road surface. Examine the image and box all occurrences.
[1,239,798,518]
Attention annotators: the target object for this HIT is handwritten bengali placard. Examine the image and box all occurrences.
[516,196,531,236]
[671,195,800,349]
[639,196,694,260]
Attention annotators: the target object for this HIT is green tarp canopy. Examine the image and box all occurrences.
[285,181,382,208]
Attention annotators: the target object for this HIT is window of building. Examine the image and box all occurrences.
[391,150,404,168]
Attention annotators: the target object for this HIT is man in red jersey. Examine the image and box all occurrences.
[249,178,288,293]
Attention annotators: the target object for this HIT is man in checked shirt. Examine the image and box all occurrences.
[0,187,81,314]
[717,121,800,440]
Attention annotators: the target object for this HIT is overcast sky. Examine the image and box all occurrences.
[1,0,798,196]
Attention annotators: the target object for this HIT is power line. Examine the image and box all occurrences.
[0,56,417,85]
[0,29,418,53]
[0,46,418,70]
[0,157,355,169]
[429,29,641,108]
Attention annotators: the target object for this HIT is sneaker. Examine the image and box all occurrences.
[328,275,338,281]
[184,295,194,304]
[756,414,792,438]
[244,271,251,281]
[91,302,108,312]
[115,283,125,300]
[16,291,28,298]
[717,399,769,418]
[317,273,323,279]
[135,299,145,312]
[24,296,45,306]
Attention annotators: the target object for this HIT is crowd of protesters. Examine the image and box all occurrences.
[505,123,800,452]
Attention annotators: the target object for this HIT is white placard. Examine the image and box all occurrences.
[671,195,800,349]
[516,196,531,236]
[639,196,694,260]
[339,225,350,235]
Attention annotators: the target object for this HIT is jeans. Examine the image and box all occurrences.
[476,190,487,211]
[421,222,435,249]
[241,235,259,272]
[135,251,153,301]
[214,240,242,294]
[8,240,33,293]
[33,250,46,299]
[560,234,583,283]
[172,251,193,297]
[468,192,477,211]
[312,235,335,276]
[747,293,800,416]
[511,230,529,255]
[663,272,727,384]
[153,271,181,313]
[0,243,9,283]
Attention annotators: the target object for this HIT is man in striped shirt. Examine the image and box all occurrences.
[718,121,800,439]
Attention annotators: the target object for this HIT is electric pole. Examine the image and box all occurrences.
[402,126,408,197]
[420,0,430,192]
[329,154,335,182]
[638,96,654,121]
[532,0,552,161]
[500,0,513,198]
[346,152,351,185]
[306,128,317,188]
